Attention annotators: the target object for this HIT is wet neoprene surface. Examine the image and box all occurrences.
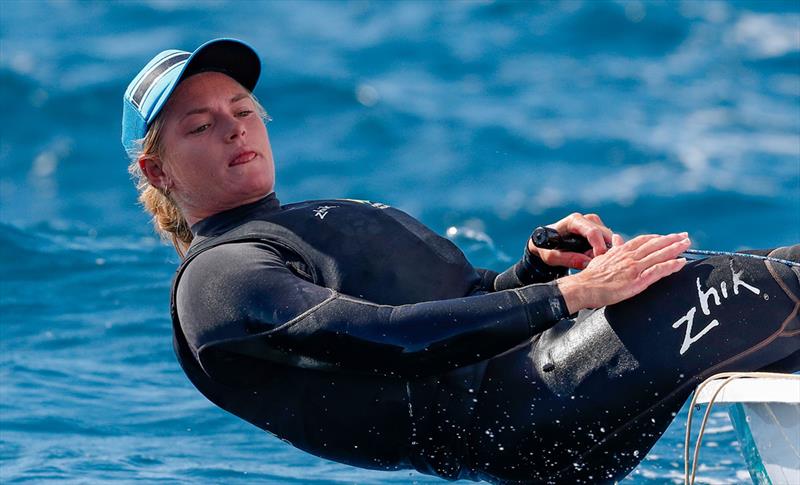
[171,193,799,484]
[171,193,571,476]
[177,193,569,378]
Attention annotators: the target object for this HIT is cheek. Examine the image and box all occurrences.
[182,140,219,168]
[250,119,270,146]
[166,143,217,186]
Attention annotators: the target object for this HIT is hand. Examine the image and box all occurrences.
[557,232,691,314]
[527,213,617,270]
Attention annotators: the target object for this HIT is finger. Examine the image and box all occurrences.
[612,233,625,247]
[639,237,691,268]
[633,233,689,260]
[568,217,611,256]
[587,228,609,257]
[584,214,615,249]
[587,216,613,244]
[592,215,613,244]
[569,253,592,270]
[639,257,687,289]
[543,249,591,270]
[584,213,607,230]
[624,234,661,251]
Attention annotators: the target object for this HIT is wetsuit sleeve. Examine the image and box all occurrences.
[482,247,569,292]
[177,242,569,381]
[474,268,500,291]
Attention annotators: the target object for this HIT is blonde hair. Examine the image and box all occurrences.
[127,91,269,258]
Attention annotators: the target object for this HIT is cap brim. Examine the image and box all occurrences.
[179,38,261,92]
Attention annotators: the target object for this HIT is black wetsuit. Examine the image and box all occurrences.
[171,192,799,484]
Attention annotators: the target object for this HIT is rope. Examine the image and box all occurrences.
[683,372,800,485]
[683,249,800,268]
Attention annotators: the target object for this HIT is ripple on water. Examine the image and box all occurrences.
[1,1,798,484]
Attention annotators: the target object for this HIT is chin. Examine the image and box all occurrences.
[242,177,274,198]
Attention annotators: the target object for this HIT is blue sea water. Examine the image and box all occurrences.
[1,0,798,483]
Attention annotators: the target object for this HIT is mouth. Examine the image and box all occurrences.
[229,150,258,167]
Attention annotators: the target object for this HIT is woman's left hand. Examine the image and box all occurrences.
[526,212,621,270]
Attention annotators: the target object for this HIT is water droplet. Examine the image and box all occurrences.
[356,84,379,107]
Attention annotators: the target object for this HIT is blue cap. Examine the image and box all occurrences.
[121,38,261,155]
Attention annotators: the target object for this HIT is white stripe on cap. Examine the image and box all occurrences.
[129,51,190,110]
[126,51,185,102]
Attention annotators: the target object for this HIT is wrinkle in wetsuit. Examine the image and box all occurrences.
[171,192,799,484]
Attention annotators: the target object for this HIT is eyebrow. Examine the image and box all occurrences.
[180,93,251,121]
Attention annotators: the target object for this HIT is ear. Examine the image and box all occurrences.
[139,156,173,191]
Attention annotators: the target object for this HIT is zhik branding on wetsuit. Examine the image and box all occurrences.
[313,200,390,220]
[313,205,337,220]
[672,259,762,355]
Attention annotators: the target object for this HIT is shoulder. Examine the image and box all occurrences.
[180,238,290,281]
[185,240,285,274]
[175,242,287,350]
[178,242,285,306]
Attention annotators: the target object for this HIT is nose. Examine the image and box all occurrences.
[226,116,246,142]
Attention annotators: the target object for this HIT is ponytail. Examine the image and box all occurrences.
[138,185,193,257]
[127,114,193,257]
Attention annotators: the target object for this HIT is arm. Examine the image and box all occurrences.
[177,242,569,381]
[473,267,500,291]
[484,247,568,291]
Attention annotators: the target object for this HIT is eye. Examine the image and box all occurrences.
[189,123,210,134]
[236,110,254,117]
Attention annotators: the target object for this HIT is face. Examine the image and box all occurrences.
[147,71,275,223]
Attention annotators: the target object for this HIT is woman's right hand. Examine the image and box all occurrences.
[556,233,691,314]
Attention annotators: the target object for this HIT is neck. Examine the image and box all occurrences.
[180,192,273,227]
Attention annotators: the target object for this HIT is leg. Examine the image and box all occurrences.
[468,246,799,484]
